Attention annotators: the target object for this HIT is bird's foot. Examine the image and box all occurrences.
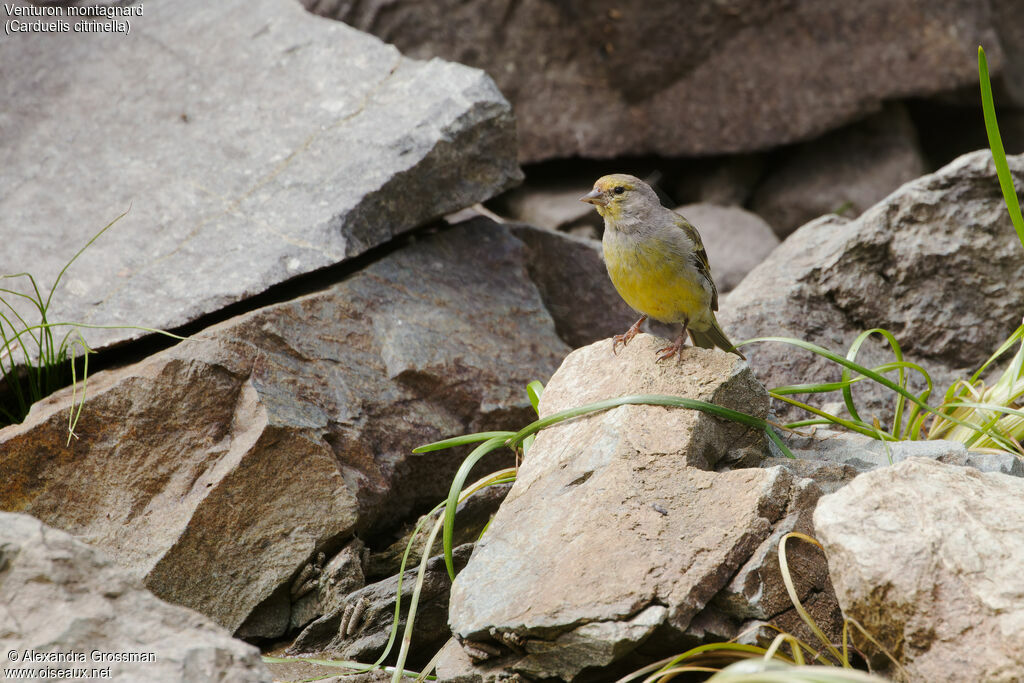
[656,328,689,362]
[612,315,648,354]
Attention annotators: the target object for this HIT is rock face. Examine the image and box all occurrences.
[303,0,1002,161]
[814,458,1024,681]
[0,513,270,683]
[720,150,1024,421]
[675,204,780,293]
[751,105,927,238]
[291,545,473,665]
[508,224,637,348]
[0,220,567,637]
[0,0,520,352]
[491,183,601,234]
[783,428,1024,478]
[441,336,838,680]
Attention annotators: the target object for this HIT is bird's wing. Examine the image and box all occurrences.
[672,212,718,311]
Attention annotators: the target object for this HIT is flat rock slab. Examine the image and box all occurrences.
[0,220,567,636]
[0,512,271,683]
[306,0,1002,161]
[815,458,1024,681]
[0,0,520,350]
[446,336,785,679]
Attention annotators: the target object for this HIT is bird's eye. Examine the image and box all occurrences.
[613,186,625,195]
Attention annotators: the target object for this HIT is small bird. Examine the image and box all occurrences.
[580,174,745,361]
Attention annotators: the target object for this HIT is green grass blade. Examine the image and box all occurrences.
[392,515,445,683]
[371,499,447,669]
[979,46,1024,250]
[942,400,1024,421]
[631,642,794,682]
[526,380,544,416]
[781,419,836,429]
[441,436,509,579]
[43,208,130,312]
[66,338,89,444]
[434,391,798,582]
[764,426,797,459]
[968,323,1024,384]
[747,336,997,443]
[260,655,431,680]
[843,329,910,436]
[770,393,890,440]
[506,394,771,448]
[772,360,932,397]
[411,432,514,454]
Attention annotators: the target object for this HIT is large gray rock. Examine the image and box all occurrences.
[721,150,1024,422]
[304,0,1002,161]
[0,512,270,683]
[508,224,637,348]
[751,104,927,238]
[442,336,838,680]
[0,220,567,636]
[0,0,520,351]
[814,458,1024,681]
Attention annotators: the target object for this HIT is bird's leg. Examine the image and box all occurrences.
[656,320,689,362]
[612,315,648,354]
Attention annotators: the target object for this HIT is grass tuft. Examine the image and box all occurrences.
[0,209,188,442]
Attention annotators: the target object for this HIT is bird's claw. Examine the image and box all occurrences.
[656,329,688,362]
[655,343,683,362]
[612,316,648,355]
[612,330,637,354]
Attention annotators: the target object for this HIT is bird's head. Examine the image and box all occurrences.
[579,174,657,219]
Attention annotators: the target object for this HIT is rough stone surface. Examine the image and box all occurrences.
[264,659,393,683]
[721,150,1024,421]
[366,483,510,581]
[290,545,474,665]
[318,540,369,618]
[769,429,1023,503]
[0,0,520,352]
[757,457,862,496]
[303,0,1002,161]
[435,638,528,683]
[751,105,927,238]
[992,0,1024,107]
[508,224,638,348]
[675,204,780,293]
[0,512,271,683]
[539,334,769,472]
[785,429,969,471]
[669,155,766,208]
[491,182,600,233]
[814,458,1024,682]
[0,221,566,636]
[445,337,808,679]
[711,478,840,641]
[286,538,370,633]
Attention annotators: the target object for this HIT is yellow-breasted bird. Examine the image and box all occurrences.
[580,173,746,361]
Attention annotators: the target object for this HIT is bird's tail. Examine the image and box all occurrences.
[689,317,746,360]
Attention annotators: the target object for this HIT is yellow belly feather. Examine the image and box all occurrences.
[603,233,709,325]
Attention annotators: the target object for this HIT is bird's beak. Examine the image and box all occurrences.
[580,188,607,206]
